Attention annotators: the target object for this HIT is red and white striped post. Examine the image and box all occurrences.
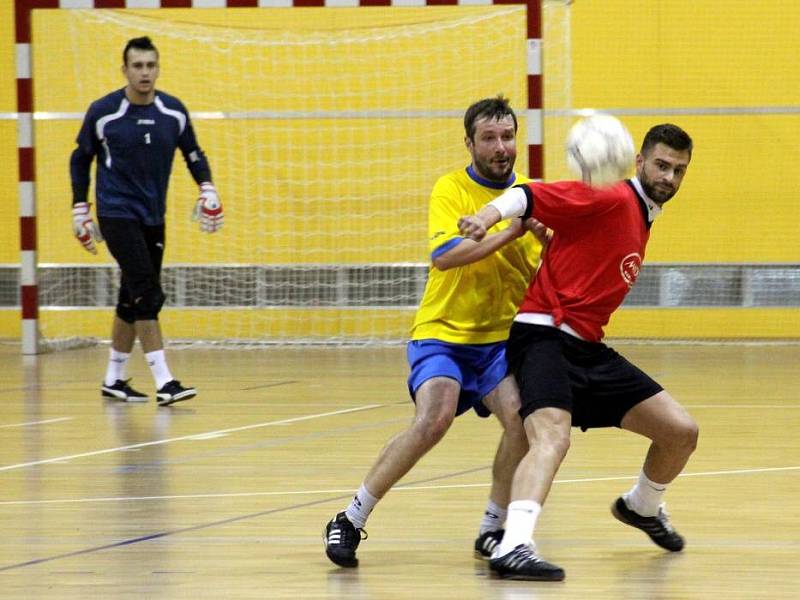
[524,0,544,180]
[14,1,56,355]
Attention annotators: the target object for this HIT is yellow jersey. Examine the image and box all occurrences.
[410,168,541,344]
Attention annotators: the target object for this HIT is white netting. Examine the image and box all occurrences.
[30,3,572,347]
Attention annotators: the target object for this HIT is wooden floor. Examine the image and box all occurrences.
[1,341,798,599]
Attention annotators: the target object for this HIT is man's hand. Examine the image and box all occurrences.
[71,202,103,254]
[524,217,552,247]
[192,182,224,233]
[458,215,488,242]
[505,216,526,240]
[458,205,503,242]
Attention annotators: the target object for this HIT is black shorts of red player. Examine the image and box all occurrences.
[506,322,663,430]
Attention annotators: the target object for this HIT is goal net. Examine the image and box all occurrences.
[30,3,572,347]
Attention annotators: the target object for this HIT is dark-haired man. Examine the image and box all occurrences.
[323,96,547,568]
[70,36,223,406]
[458,123,699,581]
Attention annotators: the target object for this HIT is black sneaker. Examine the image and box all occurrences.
[489,544,565,581]
[323,512,367,568]
[474,529,504,560]
[102,379,148,402]
[611,496,685,552]
[156,380,196,406]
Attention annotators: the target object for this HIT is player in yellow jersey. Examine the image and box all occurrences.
[324,96,545,568]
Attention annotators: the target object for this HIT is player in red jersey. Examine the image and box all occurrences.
[458,124,697,581]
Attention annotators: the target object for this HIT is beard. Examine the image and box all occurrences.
[640,174,677,204]
[473,154,514,183]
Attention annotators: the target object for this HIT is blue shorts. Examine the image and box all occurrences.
[406,339,508,418]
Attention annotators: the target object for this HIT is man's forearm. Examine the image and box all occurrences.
[475,205,503,230]
[69,147,93,205]
[487,185,530,220]
[434,225,520,270]
[458,185,532,242]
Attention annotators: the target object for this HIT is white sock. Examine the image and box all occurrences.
[145,349,174,389]
[496,500,541,557]
[479,499,508,535]
[344,483,379,529]
[624,470,667,517]
[104,349,131,386]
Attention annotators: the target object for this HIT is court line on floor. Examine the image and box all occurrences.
[1,464,796,507]
[0,404,383,473]
[1,463,796,572]
[0,465,490,573]
[2,463,797,572]
[241,380,299,391]
[0,417,73,429]
[107,415,411,471]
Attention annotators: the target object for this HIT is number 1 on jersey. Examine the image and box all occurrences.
[144,132,151,144]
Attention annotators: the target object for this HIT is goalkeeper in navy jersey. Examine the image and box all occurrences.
[69,36,223,406]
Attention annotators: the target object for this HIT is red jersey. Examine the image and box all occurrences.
[518,179,655,342]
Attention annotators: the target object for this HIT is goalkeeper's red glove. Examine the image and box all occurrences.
[71,202,103,254]
[192,182,223,233]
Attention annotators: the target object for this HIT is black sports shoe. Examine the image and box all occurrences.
[611,496,685,552]
[102,379,148,402]
[474,529,504,560]
[489,544,565,581]
[156,380,196,406]
[323,512,367,568]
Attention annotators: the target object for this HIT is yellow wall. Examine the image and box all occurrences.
[570,2,800,264]
[2,2,799,341]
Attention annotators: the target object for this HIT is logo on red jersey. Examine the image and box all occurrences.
[620,253,642,287]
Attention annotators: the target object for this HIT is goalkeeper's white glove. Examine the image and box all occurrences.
[192,182,224,233]
[72,202,103,254]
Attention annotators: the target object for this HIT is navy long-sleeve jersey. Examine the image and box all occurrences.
[70,88,212,226]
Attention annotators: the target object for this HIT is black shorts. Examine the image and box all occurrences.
[99,217,165,309]
[506,322,663,430]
